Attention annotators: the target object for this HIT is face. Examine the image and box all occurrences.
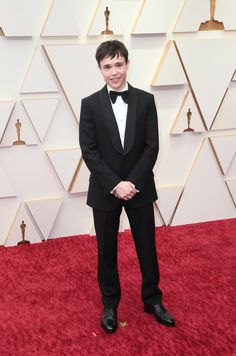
[99,54,129,91]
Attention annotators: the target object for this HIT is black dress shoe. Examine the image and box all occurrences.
[101,307,118,334]
[144,303,176,327]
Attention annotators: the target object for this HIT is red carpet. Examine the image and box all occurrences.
[0,219,235,355]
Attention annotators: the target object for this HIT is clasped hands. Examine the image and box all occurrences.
[113,181,138,201]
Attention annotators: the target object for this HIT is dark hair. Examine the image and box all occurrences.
[95,40,129,66]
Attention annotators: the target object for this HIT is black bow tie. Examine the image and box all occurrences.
[109,90,129,104]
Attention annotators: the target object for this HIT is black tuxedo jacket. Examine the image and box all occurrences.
[79,83,159,211]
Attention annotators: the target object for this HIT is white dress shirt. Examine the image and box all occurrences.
[107,83,128,148]
[107,83,128,193]
[107,83,139,195]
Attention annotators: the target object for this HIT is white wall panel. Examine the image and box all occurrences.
[0,101,15,142]
[26,197,63,240]
[0,198,20,245]
[42,0,99,37]
[71,161,90,194]
[43,99,79,149]
[0,146,63,199]
[88,0,141,36]
[212,87,236,130]
[172,140,236,225]
[153,88,204,186]
[128,37,165,92]
[171,90,205,134]
[177,38,236,128]
[174,0,211,33]
[49,195,92,238]
[226,179,236,206]
[46,148,80,191]
[216,0,236,30]
[210,135,236,175]
[0,0,52,36]
[156,185,183,225]
[22,97,60,142]
[152,41,187,86]
[44,44,104,120]
[1,100,40,147]
[0,39,34,97]
[0,1,235,245]
[133,0,183,34]
[226,155,236,180]
[21,48,59,93]
[0,163,16,197]
[5,204,42,246]
[174,0,235,33]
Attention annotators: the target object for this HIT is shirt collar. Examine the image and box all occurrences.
[107,82,128,93]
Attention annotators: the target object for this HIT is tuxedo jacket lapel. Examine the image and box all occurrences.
[123,84,137,156]
[99,85,123,154]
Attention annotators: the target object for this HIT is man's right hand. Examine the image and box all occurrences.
[113,181,137,200]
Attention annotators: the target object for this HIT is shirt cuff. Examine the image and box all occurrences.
[110,181,122,194]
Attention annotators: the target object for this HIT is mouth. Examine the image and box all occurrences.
[111,78,120,82]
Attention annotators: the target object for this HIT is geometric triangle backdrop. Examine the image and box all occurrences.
[26,197,63,240]
[4,204,42,247]
[212,88,236,130]
[22,97,60,142]
[20,48,58,93]
[210,135,236,175]
[46,148,81,191]
[171,139,236,225]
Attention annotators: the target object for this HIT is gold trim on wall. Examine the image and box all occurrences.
[131,0,147,34]
[208,137,225,175]
[152,40,207,131]
[169,138,205,224]
[40,0,56,37]
[225,179,236,208]
[153,202,165,226]
[210,87,229,130]
[151,40,171,86]
[232,69,236,81]
[170,89,189,134]
[3,202,21,246]
[172,0,188,33]
[68,157,83,193]
[210,69,236,129]
[25,197,64,240]
[19,47,39,94]
[42,44,78,122]
[46,147,80,192]
[168,188,184,226]
[173,41,207,131]
[86,0,102,36]
[0,27,5,36]
[0,101,16,144]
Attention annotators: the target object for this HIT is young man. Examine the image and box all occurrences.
[79,40,175,333]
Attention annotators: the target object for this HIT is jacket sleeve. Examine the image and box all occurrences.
[79,98,121,195]
[126,94,159,191]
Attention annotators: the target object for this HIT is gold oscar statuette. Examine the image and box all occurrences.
[18,221,30,245]
[199,0,224,31]
[101,6,114,35]
[13,119,26,145]
[0,27,5,36]
[183,109,194,132]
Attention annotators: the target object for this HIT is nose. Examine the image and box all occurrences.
[111,66,118,76]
